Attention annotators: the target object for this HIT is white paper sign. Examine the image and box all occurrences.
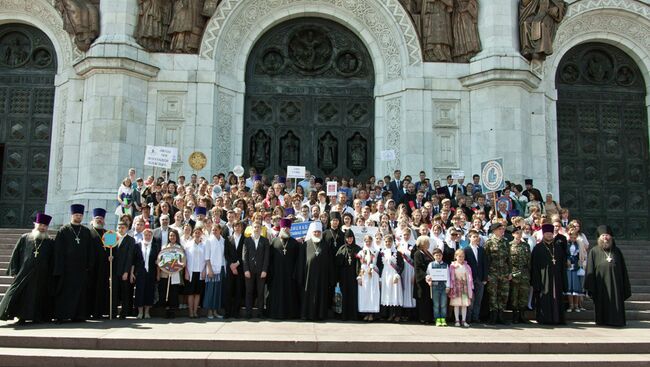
[326,181,338,196]
[286,165,306,179]
[451,170,465,179]
[144,145,174,169]
[350,226,378,246]
[380,149,396,161]
[430,268,448,281]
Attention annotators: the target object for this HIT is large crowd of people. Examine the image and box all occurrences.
[0,167,632,327]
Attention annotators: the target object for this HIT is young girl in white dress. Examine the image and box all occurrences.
[378,235,404,322]
[396,229,417,319]
[449,249,474,327]
[357,234,380,321]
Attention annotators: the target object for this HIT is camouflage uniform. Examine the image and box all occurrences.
[485,234,511,312]
[509,240,531,310]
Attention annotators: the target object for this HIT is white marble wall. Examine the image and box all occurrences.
[2,0,648,226]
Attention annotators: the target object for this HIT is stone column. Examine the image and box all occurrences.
[70,0,158,225]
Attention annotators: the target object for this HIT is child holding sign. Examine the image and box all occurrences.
[426,248,450,327]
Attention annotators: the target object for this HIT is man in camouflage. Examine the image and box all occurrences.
[509,226,531,324]
[485,222,512,325]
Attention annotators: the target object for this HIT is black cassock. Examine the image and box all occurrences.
[297,239,335,321]
[584,244,631,326]
[0,234,54,322]
[267,237,300,319]
[335,243,361,321]
[87,226,109,318]
[53,224,94,321]
[530,239,567,324]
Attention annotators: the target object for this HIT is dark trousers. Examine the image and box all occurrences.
[112,278,132,317]
[224,271,245,318]
[245,273,265,315]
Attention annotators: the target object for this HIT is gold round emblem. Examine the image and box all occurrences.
[188,151,207,171]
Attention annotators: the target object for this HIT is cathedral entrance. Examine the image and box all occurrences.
[0,24,56,227]
[243,18,375,179]
[556,43,649,239]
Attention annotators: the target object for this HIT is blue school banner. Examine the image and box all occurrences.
[291,221,312,238]
[480,158,505,193]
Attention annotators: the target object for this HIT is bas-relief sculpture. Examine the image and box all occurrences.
[519,0,567,61]
[55,0,100,52]
[401,0,481,62]
[135,0,220,53]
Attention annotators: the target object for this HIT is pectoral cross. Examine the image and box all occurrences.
[606,256,612,263]
[552,258,556,265]
[33,249,39,257]
[283,248,287,255]
[348,255,352,265]
[75,237,80,245]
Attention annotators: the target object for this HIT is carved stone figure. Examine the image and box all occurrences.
[135,0,173,52]
[2,37,29,67]
[451,0,481,63]
[250,130,271,172]
[168,0,207,53]
[288,28,333,73]
[399,0,422,37]
[519,0,567,61]
[421,0,453,62]
[55,0,100,52]
[280,131,300,167]
[319,132,338,174]
[201,0,222,17]
[348,133,366,172]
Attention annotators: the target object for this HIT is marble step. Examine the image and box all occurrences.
[0,348,649,367]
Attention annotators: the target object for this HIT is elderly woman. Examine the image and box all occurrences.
[544,193,562,217]
[413,235,435,324]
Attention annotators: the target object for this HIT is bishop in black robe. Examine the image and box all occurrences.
[0,214,54,323]
[530,225,567,325]
[334,229,361,321]
[53,204,95,321]
[267,221,300,319]
[584,226,631,327]
[87,208,109,318]
[297,222,334,321]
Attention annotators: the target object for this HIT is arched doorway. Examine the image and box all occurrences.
[556,43,649,239]
[0,24,56,227]
[243,17,375,179]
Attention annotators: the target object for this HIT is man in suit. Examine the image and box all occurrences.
[444,175,457,201]
[224,220,245,318]
[388,169,404,202]
[242,222,270,318]
[114,221,135,319]
[464,229,488,324]
[152,214,170,249]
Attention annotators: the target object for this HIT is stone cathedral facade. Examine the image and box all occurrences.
[0,0,648,238]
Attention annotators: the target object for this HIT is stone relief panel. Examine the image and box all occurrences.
[201,0,424,81]
[433,129,459,168]
[214,91,234,173]
[155,91,186,165]
[384,97,402,173]
[432,99,459,127]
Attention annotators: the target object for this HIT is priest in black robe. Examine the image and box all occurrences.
[323,212,344,309]
[530,223,567,325]
[267,219,299,319]
[584,225,631,327]
[0,213,54,324]
[335,229,360,321]
[87,208,109,319]
[297,221,335,321]
[53,204,95,322]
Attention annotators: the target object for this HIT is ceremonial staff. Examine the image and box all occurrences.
[102,231,118,320]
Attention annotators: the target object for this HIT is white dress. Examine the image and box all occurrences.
[380,249,403,307]
[397,240,416,308]
[357,247,380,313]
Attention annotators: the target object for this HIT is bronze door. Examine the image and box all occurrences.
[556,43,649,239]
[0,24,56,227]
[244,18,375,179]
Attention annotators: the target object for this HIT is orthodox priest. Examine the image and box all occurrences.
[53,204,95,322]
[530,223,567,325]
[297,221,335,321]
[88,208,109,319]
[267,219,300,319]
[334,229,360,321]
[584,225,631,327]
[0,213,54,324]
